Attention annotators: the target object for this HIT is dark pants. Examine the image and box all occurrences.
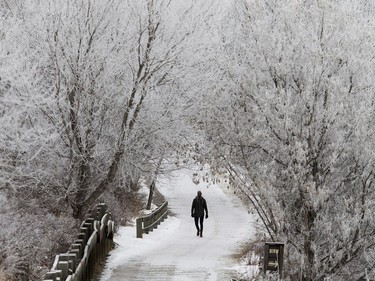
[194,215,204,232]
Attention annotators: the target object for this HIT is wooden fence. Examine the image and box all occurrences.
[43,203,114,281]
[136,201,168,238]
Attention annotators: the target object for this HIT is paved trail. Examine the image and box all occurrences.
[99,170,256,281]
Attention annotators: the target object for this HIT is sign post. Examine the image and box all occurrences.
[264,242,284,277]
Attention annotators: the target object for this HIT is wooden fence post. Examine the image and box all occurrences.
[136,218,143,238]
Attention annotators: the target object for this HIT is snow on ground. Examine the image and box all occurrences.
[98,168,258,281]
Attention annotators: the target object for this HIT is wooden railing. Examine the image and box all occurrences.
[136,201,168,238]
[43,203,114,281]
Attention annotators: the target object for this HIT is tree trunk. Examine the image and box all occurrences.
[146,180,155,210]
[72,158,91,219]
[72,148,124,219]
[303,206,316,281]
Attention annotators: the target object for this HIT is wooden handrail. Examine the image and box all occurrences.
[136,201,168,238]
[43,203,114,281]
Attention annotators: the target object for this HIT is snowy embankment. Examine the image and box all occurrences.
[98,169,258,281]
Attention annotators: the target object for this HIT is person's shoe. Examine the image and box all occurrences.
[197,229,200,236]
[200,231,203,237]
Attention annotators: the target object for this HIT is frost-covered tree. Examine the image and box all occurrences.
[0,0,207,220]
[0,0,218,279]
[196,0,375,280]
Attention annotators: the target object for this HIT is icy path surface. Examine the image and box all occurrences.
[99,170,256,281]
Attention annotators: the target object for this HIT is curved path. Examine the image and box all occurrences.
[99,170,256,281]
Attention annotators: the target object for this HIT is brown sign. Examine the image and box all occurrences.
[264,242,284,275]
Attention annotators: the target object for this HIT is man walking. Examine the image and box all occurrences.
[191,191,208,237]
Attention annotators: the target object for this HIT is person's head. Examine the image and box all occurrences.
[197,191,202,198]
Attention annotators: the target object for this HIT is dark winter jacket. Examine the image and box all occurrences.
[191,196,208,217]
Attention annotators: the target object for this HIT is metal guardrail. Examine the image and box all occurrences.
[43,203,114,281]
[136,201,168,238]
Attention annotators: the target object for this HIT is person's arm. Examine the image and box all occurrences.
[191,199,195,217]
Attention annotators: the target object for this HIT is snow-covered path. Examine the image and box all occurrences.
[98,170,256,281]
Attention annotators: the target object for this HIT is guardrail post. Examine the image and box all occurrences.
[59,253,77,274]
[56,261,69,279]
[136,218,143,238]
[71,243,83,261]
